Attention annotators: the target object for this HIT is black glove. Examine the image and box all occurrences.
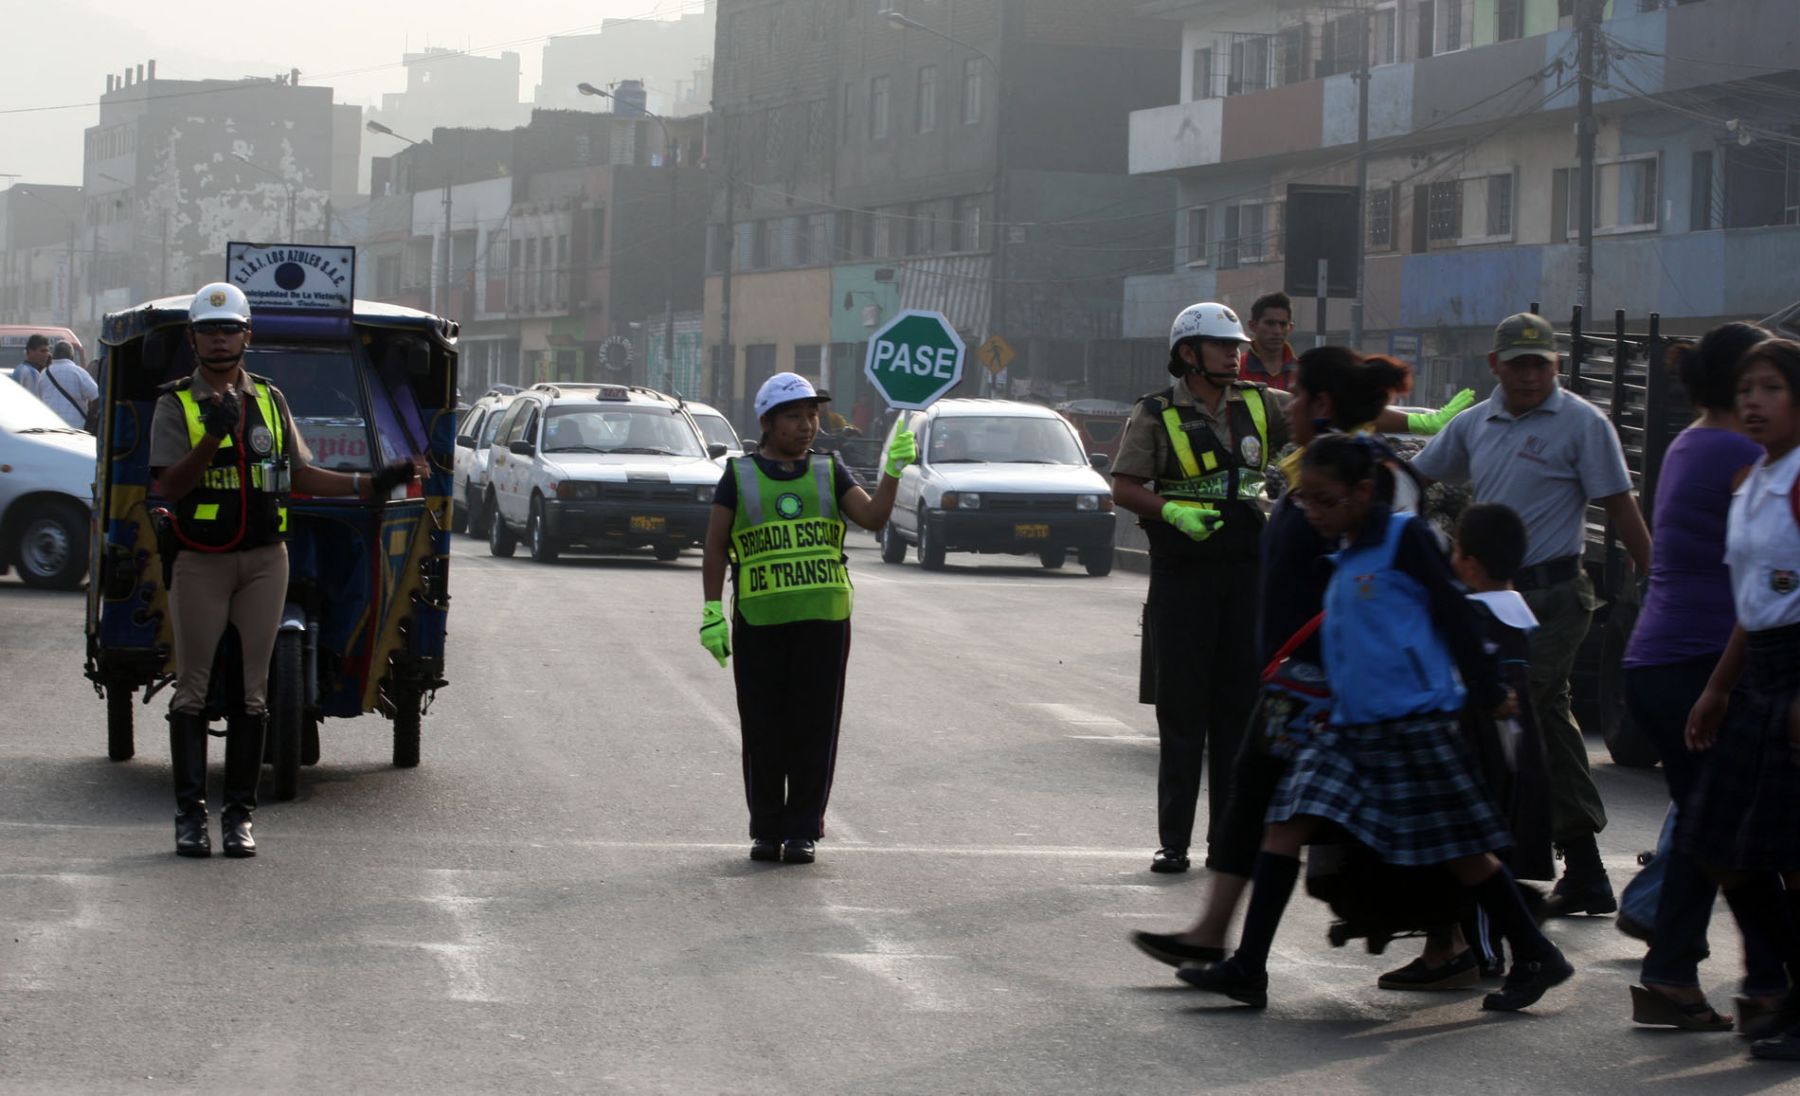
[201,390,240,439]
[369,459,417,497]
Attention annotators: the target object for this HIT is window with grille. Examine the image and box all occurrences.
[1368,188,1394,249]
[917,66,938,133]
[1485,173,1514,237]
[1426,181,1462,242]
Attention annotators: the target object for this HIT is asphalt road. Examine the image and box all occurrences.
[0,533,1784,1094]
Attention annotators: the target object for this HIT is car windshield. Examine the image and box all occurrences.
[543,405,705,456]
[929,415,1086,465]
[247,347,376,471]
[694,413,738,451]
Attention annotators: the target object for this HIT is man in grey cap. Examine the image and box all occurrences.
[1412,312,1651,918]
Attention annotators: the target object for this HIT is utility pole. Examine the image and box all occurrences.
[718,109,736,414]
[1350,0,1371,349]
[990,0,1009,398]
[1575,0,1599,316]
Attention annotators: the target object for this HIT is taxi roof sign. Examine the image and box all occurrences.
[226,242,356,313]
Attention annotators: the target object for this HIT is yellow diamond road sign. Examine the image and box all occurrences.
[977,334,1015,375]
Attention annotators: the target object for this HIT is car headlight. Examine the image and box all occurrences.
[695,484,715,502]
[950,492,981,510]
[1075,494,1099,511]
[555,481,601,501]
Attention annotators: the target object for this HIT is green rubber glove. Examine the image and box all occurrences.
[1161,501,1224,542]
[1406,388,1475,435]
[884,424,918,478]
[699,600,730,668]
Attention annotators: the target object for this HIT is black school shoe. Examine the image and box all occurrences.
[1481,951,1575,1012]
[1378,950,1480,991]
[1751,1029,1800,1060]
[782,839,817,864]
[1176,957,1268,1008]
[1150,848,1191,874]
[1541,875,1617,918]
[750,839,781,862]
[1130,931,1225,969]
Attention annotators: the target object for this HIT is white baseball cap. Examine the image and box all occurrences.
[754,372,832,419]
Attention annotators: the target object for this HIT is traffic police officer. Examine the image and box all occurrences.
[1112,302,1291,873]
[700,373,915,865]
[149,283,416,858]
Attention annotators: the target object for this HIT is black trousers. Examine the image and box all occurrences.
[1146,556,1260,863]
[732,616,852,841]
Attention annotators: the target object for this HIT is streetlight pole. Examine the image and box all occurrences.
[580,82,680,391]
[887,9,1003,395]
[368,120,452,317]
[232,153,296,242]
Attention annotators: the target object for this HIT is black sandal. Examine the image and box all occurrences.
[1630,985,1734,1031]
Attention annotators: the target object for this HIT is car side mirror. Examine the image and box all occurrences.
[509,439,536,457]
[1089,453,1112,472]
[740,437,758,451]
[707,443,729,460]
[455,435,475,449]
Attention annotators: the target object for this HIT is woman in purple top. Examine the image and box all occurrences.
[1624,323,1784,1031]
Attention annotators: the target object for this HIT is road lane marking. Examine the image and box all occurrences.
[817,890,967,1012]
[1031,703,1134,729]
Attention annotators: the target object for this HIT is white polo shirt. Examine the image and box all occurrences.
[1724,446,1800,632]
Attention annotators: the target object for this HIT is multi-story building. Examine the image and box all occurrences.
[707,0,1179,424]
[357,109,709,395]
[0,184,84,335]
[79,61,358,336]
[535,3,719,118]
[364,48,531,193]
[1127,0,1800,397]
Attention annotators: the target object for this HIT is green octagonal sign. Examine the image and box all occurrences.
[863,309,967,411]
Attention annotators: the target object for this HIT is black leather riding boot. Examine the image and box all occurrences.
[168,710,210,858]
[220,710,266,858]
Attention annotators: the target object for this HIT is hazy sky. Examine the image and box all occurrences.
[1,0,703,187]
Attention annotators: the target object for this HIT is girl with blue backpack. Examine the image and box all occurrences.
[1180,434,1573,1013]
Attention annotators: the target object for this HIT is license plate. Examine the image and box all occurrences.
[1015,523,1051,540]
[630,515,667,533]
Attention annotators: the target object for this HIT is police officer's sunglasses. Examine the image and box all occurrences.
[193,321,247,336]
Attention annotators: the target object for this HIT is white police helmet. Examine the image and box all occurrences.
[754,372,832,419]
[189,282,252,326]
[1168,301,1250,349]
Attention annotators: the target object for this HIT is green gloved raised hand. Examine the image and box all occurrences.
[884,424,918,478]
[699,600,731,668]
[1406,388,1475,435]
[1161,501,1224,542]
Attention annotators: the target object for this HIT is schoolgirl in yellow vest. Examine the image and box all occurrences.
[700,373,916,864]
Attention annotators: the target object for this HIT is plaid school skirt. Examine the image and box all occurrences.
[1678,622,1800,873]
[1266,711,1513,867]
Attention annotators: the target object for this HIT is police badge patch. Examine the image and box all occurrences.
[775,493,804,520]
[1240,435,1263,467]
[1772,569,1798,596]
[248,424,274,457]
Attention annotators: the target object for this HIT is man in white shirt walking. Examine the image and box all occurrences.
[20,339,97,429]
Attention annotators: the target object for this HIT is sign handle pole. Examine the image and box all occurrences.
[1315,258,1329,351]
